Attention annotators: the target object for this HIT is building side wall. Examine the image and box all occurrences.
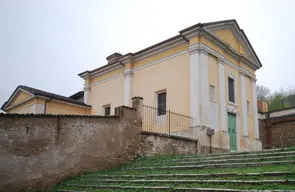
[133,53,190,116]
[46,101,90,115]
[6,99,36,114]
[89,76,124,115]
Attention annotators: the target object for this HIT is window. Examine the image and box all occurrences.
[157,91,166,116]
[228,77,235,103]
[209,85,215,102]
[247,101,250,114]
[104,105,111,116]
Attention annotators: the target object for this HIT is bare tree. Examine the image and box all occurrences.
[256,85,270,101]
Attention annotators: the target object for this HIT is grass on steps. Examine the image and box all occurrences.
[52,164,295,191]
[51,148,295,191]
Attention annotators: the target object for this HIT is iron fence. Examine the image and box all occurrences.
[142,105,194,134]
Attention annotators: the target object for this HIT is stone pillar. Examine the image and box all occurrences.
[132,96,143,119]
[240,73,248,136]
[83,79,91,105]
[124,68,133,106]
[218,58,226,131]
[189,46,201,127]
[252,79,259,139]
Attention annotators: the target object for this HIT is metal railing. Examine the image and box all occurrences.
[142,105,193,134]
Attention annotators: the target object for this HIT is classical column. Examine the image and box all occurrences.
[218,58,226,131]
[240,74,248,136]
[252,79,259,139]
[189,46,200,127]
[124,68,133,106]
[199,50,210,128]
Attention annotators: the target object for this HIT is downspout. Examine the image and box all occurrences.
[44,99,51,114]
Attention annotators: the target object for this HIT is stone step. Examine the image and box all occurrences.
[87,171,292,179]
[133,155,295,166]
[64,184,295,192]
[140,148,295,162]
[87,179,295,184]
[57,190,87,192]
[66,184,170,190]
[121,160,295,170]
[193,147,295,157]
[175,188,295,192]
[161,151,295,162]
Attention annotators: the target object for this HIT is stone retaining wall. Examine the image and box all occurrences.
[142,131,198,156]
[0,105,142,192]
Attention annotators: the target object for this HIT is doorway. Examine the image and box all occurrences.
[228,113,237,151]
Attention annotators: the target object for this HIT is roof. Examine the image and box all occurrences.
[69,91,84,100]
[267,106,295,114]
[1,85,91,110]
[79,19,262,79]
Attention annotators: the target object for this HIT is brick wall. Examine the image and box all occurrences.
[0,106,142,192]
[259,114,295,149]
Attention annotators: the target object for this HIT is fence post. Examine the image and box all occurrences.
[132,97,143,118]
[168,109,171,135]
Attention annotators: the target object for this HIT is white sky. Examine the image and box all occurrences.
[0,0,295,106]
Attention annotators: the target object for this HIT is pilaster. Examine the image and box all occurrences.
[240,73,248,136]
[122,55,134,107]
[252,79,259,139]
[83,79,91,105]
[218,58,226,131]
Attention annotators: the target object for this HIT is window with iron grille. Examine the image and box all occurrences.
[228,77,235,103]
[157,92,166,116]
[104,105,111,116]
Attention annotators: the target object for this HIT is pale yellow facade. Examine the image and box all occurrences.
[46,100,90,115]
[6,91,32,108]
[7,99,36,114]
[89,75,124,115]
[133,49,190,115]
[80,20,262,152]
[3,89,90,115]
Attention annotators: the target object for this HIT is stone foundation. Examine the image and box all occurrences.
[141,131,198,156]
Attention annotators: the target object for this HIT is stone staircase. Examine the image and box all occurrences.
[54,148,295,191]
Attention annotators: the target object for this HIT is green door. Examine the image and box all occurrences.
[228,113,237,151]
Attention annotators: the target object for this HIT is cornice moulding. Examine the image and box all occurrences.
[119,54,133,64]
[90,63,123,80]
[133,37,187,62]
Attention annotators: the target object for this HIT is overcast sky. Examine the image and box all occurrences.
[0,0,295,107]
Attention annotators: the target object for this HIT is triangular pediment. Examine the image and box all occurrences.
[204,20,261,68]
[4,88,34,108]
